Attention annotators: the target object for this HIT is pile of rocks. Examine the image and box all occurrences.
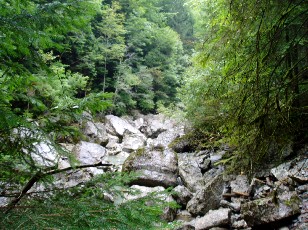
[2,113,306,230]
[169,148,306,230]
[77,113,307,230]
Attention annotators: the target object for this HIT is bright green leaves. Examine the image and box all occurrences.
[0,0,100,72]
[35,62,88,109]
[0,0,112,187]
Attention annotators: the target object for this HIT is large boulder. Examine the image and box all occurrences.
[30,141,59,167]
[151,130,181,149]
[13,127,59,168]
[195,208,231,230]
[241,191,301,227]
[187,173,225,216]
[54,169,92,188]
[105,134,122,155]
[73,141,106,165]
[105,115,140,137]
[271,157,308,184]
[173,185,193,207]
[122,131,146,153]
[82,121,108,145]
[122,148,178,188]
[178,154,205,193]
[140,114,174,138]
[104,151,129,171]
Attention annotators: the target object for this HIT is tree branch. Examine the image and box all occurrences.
[3,162,113,214]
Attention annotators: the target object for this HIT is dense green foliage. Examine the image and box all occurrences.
[181,0,307,172]
[0,173,177,229]
[2,0,306,227]
[0,0,112,189]
[59,0,191,115]
[0,0,189,228]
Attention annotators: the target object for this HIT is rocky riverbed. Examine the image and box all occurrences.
[2,113,307,229]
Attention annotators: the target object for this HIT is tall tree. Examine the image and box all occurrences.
[181,0,308,172]
[0,0,110,206]
[0,1,176,228]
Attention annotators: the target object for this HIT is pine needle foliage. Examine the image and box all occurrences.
[0,172,176,230]
[182,0,308,173]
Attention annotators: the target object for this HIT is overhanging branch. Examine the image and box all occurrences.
[3,161,113,214]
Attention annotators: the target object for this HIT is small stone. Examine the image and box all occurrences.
[220,200,241,212]
[232,219,248,229]
[296,184,308,193]
[230,175,251,195]
[176,210,194,222]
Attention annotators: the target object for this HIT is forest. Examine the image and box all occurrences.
[0,0,307,229]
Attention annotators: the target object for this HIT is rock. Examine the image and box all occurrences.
[0,197,9,207]
[208,228,228,230]
[105,135,122,155]
[271,161,293,183]
[178,154,204,192]
[82,121,108,145]
[53,169,92,188]
[104,151,129,171]
[60,143,75,152]
[81,111,93,120]
[173,185,193,207]
[241,191,301,227]
[231,219,248,229]
[73,141,106,165]
[199,158,211,173]
[152,130,181,149]
[296,223,308,230]
[195,208,231,230]
[122,131,146,153]
[105,115,140,137]
[230,175,251,195]
[220,200,241,212]
[170,136,194,153]
[253,184,273,199]
[187,174,225,216]
[140,114,174,138]
[296,184,308,193]
[13,125,60,168]
[102,192,114,203]
[176,210,194,222]
[123,185,176,222]
[203,167,224,187]
[161,195,178,222]
[124,185,165,201]
[134,117,145,130]
[271,157,308,184]
[175,220,196,230]
[209,151,226,164]
[30,141,59,167]
[122,148,178,188]
[58,156,71,169]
